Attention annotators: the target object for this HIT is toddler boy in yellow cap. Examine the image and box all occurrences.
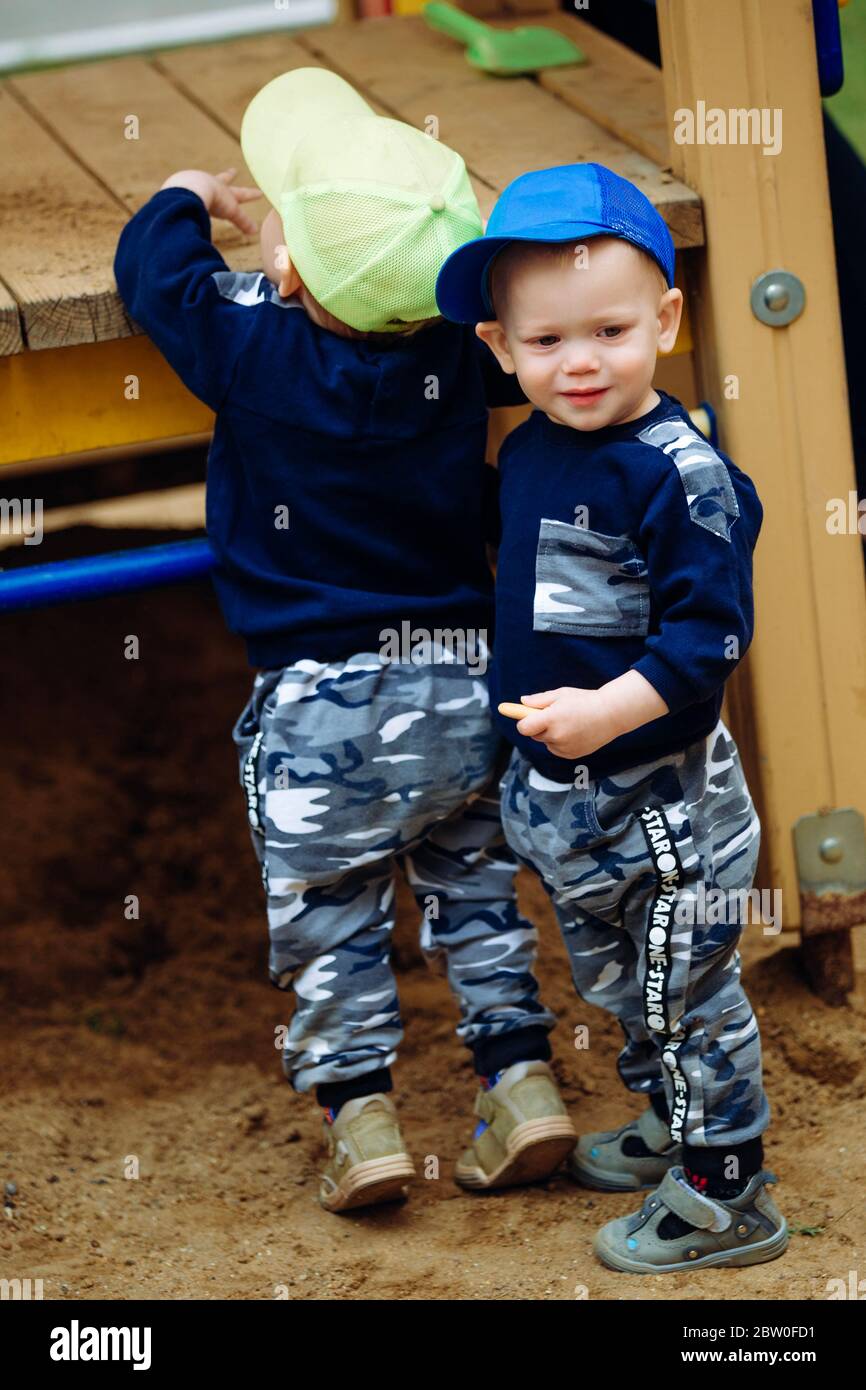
[114,68,574,1213]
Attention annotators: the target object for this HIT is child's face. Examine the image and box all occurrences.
[476,237,682,431]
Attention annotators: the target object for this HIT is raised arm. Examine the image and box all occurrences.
[114,169,261,410]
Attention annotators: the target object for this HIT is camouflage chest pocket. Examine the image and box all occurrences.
[533,518,650,637]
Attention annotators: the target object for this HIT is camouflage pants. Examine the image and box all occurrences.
[500,719,770,1149]
[232,654,555,1092]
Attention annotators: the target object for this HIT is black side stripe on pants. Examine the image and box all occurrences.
[243,730,265,835]
[638,803,690,1145]
[637,803,685,1034]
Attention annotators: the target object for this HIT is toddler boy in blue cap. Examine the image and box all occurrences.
[436,163,787,1273]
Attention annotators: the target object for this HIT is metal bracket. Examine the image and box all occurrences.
[750,270,806,327]
[793,807,866,936]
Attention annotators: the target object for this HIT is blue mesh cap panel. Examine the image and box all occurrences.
[594,164,675,286]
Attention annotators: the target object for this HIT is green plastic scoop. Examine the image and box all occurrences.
[423,1,585,78]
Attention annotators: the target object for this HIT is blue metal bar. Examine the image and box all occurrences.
[0,538,215,612]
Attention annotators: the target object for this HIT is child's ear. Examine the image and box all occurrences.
[260,206,302,298]
[475,320,516,374]
[277,260,302,300]
[657,287,684,355]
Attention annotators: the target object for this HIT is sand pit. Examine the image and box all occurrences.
[1,527,863,1301]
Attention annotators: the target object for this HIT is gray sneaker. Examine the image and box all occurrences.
[569,1105,681,1191]
[594,1166,788,1273]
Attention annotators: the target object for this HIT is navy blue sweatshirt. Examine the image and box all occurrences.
[114,188,524,668]
[491,391,763,781]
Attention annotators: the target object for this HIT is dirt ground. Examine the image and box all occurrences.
[1,525,864,1302]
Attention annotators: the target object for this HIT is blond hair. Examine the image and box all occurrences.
[486,237,669,321]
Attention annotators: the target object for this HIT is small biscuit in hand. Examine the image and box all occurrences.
[498,701,531,721]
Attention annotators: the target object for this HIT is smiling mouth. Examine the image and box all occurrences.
[561,387,609,400]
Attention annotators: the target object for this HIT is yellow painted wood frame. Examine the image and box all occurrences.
[657,0,866,938]
[1,337,213,470]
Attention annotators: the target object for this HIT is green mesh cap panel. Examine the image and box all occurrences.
[282,184,482,330]
[278,117,483,332]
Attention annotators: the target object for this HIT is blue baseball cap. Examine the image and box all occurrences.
[435,162,676,323]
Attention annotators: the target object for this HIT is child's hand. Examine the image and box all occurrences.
[510,687,622,760]
[501,673,668,761]
[160,168,262,236]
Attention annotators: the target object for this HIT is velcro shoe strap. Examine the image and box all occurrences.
[656,1170,732,1232]
[476,1091,495,1124]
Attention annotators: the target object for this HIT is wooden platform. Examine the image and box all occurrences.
[3,1,865,975]
[0,12,702,465]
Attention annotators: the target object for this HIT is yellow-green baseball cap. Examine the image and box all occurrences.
[241,68,483,332]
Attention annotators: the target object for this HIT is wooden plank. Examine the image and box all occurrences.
[3,44,337,359]
[0,482,205,549]
[9,58,263,266]
[0,14,700,366]
[153,34,331,141]
[0,278,23,356]
[0,86,131,352]
[296,16,702,242]
[655,347,698,408]
[528,13,670,169]
[0,336,212,468]
[1,433,211,479]
[157,30,496,215]
[801,931,855,1007]
[656,0,866,938]
[5,49,334,369]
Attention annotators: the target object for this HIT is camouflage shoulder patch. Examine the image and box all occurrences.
[211,270,304,310]
[637,418,740,543]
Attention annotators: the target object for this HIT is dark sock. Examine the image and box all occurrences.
[315,1066,393,1118]
[682,1138,764,1197]
[657,1138,764,1239]
[470,1026,552,1078]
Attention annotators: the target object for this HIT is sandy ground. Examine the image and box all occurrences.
[1,527,864,1302]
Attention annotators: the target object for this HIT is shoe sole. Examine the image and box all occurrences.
[319,1155,417,1214]
[569,1155,678,1193]
[455,1116,577,1191]
[593,1222,790,1274]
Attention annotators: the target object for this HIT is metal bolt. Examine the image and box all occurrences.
[750,269,805,326]
[687,1249,699,1260]
[819,836,843,864]
[763,281,790,312]
[736,1223,749,1237]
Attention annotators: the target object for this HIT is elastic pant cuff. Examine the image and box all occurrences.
[471,1026,552,1077]
[315,1067,393,1114]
